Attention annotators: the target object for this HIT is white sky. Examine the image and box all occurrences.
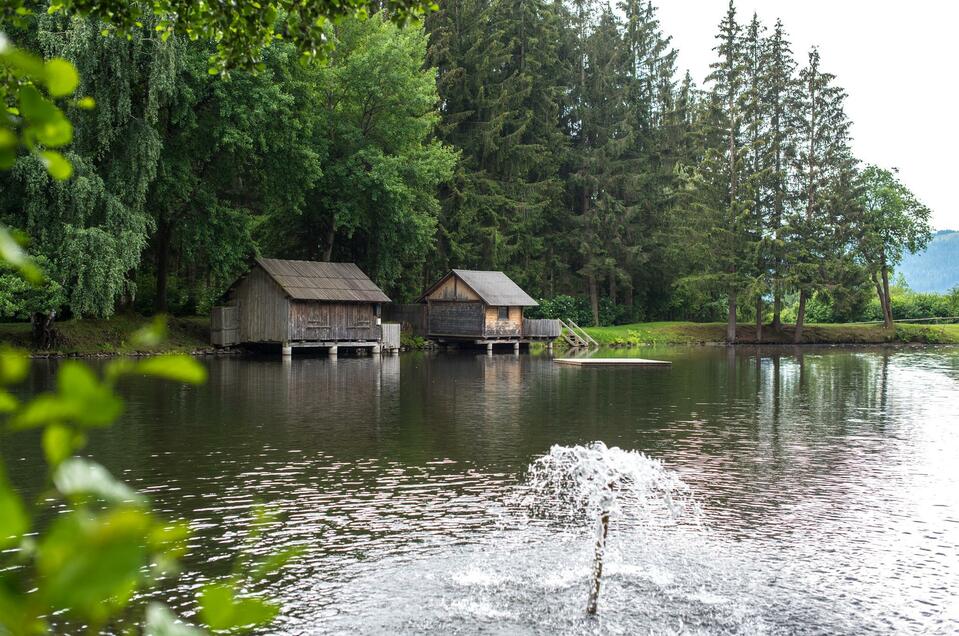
[655,0,958,230]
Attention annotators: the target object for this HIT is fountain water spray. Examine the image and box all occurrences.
[524,442,691,615]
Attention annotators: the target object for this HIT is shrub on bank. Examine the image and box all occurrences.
[526,295,630,327]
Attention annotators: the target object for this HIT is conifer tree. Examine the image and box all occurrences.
[568,5,636,325]
[699,0,753,342]
[759,18,798,329]
[425,0,571,294]
[741,12,768,340]
[788,47,858,342]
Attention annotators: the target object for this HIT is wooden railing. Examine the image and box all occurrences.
[523,318,562,338]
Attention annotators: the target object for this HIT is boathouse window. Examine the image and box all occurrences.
[498,306,509,320]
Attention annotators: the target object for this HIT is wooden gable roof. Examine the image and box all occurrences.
[255,258,391,303]
[418,269,538,306]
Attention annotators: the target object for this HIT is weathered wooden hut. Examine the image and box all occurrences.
[417,270,560,351]
[211,258,396,355]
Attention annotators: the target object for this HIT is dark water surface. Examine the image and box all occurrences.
[5,347,959,634]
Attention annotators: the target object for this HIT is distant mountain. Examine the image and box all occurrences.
[897,230,959,293]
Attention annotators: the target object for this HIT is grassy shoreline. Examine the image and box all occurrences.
[0,316,214,356]
[2,317,958,356]
[582,321,959,346]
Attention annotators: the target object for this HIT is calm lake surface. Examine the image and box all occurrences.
[6,346,959,634]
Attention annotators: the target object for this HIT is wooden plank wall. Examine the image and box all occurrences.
[428,301,484,336]
[483,306,522,337]
[427,275,481,302]
[289,301,378,341]
[236,267,290,342]
[522,318,561,338]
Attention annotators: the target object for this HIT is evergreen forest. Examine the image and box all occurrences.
[0,0,937,341]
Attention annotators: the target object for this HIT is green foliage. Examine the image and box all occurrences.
[526,294,627,327]
[0,34,88,180]
[0,317,288,634]
[0,255,64,319]
[31,0,438,72]
[256,16,456,300]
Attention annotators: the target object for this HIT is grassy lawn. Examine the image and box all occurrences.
[0,315,212,356]
[582,321,959,346]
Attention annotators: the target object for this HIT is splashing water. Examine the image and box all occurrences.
[522,442,695,615]
[523,441,694,526]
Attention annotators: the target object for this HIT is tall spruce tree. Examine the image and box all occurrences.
[699,0,754,342]
[759,18,798,330]
[788,47,858,342]
[741,13,768,341]
[568,5,636,325]
[425,0,570,295]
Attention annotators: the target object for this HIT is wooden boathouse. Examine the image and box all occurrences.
[417,269,561,352]
[211,258,398,355]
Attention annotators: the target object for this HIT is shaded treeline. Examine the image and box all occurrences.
[0,0,931,339]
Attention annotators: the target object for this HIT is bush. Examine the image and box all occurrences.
[0,260,66,321]
[665,281,727,322]
[526,294,630,327]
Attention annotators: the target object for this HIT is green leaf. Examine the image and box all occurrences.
[36,508,152,624]
[136,355,207,384]
[0,390,18,413]
[57,361,123,426]
[11,362,122,429]
[251,547,304,580]
[144,603,205,636]
[42,423,76,468]
[198,584,279,631]
[40,150,73,180]
[53,457,145,505]
[44,58,79,97]
[76,96,96,109]
[18,85,73,147]
[0,347,28,383]
[0,465,28,550]
[0,227,42,283]
[130,315,167,348]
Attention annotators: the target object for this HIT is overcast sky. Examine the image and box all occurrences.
[654,0,958,230]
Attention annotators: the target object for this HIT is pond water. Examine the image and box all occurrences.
[5,346,959,634]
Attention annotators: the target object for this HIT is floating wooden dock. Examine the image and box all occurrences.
[554,358,672,367]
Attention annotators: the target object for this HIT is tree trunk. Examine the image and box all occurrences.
[871,272,889,328]
[881,264,894,328]
[322,223,335,262]
[772,283,782,330]
[755,297,763,343]
[608,274,616,305]
[154,217,171,313]
[31,310,61,350]
[588,275,599,327]
[794,289,807,343]
[726,292,737,344]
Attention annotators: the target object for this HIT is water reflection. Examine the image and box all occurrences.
[3,347,959,633]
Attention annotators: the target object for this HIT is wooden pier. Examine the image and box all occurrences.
[554,358,672,367]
